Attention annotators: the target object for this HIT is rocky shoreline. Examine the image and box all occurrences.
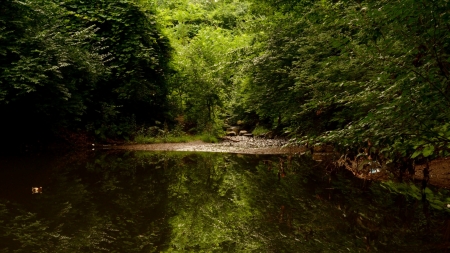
[112,136,450,188]
[113,135,306,154]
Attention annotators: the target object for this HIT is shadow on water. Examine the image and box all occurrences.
[0,150,449,252]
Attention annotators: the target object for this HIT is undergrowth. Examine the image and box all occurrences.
[252,125,270,136]
[134,134,218,144]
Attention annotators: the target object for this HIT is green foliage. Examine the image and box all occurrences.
[237,0,450,160]
[4,0,449,159]
[134,132,218,144]
[199,133,218,143]
[152,0,253,132]
[0,0,107,144]
[61,0,172,139]
[134,134,190,144]
[382,181,450,212]
[251,125,270,136]
[0,0,172,145]
[133,123,219,143]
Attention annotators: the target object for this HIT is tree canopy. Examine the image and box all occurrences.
[148,0,450,161]
[0,0,171,146]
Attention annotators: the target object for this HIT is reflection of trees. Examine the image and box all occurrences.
[0,151,173,252]
[0,152,448,252]
[165,154,355,252]
[165,154,449,252]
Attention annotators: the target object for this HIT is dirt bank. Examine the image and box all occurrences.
[414,158,450,189]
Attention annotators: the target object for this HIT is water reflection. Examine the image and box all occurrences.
[0,151,448,252]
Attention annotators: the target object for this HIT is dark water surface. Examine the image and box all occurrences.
[0,150,449,252]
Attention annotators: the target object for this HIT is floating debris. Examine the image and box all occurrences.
[32,187,42,194]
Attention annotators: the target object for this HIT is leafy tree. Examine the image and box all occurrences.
[152,0,253,132]
[0,0,172,146]
[60,0,172,139]
[239,0,450,161]
[0,0,106,145]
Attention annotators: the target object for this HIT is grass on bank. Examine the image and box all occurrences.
[252,125,270,136]
[134,133,219,144]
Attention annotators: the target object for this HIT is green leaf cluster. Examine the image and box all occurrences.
[236,0,450,160]
[151,0,253,131]
[0,0,172,144]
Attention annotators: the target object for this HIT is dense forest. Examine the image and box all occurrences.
[1,0,450,162]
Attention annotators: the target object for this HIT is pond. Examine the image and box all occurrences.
[0,150,449,252]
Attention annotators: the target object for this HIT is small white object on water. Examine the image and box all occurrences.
[32,187,42,194]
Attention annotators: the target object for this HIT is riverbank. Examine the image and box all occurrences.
[414,158,450,189]
[113,136,306,154]
[112,136,450,189]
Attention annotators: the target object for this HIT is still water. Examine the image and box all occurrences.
[0,150,449,252]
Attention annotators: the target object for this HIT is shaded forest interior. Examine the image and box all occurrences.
[1,0,450,164]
